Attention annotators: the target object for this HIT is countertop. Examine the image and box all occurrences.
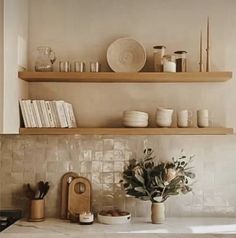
[2,217,236,238]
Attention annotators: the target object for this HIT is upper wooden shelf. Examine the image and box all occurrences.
[19,127,234,135]
[18,71,232,83]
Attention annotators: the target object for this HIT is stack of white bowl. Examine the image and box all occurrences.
[123,111,148,127]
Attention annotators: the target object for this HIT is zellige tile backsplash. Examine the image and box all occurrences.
[0,135,235,218]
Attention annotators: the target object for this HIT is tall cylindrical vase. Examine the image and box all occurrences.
[151,202,165,224]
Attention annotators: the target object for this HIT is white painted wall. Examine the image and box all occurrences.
[0,0,3,132]
[28,0,236,129]
[2,0,29,133]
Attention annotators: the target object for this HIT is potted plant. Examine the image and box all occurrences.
[120,148,195,224]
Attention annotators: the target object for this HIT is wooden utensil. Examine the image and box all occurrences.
[68,177,92,217]
[60,172,78,219]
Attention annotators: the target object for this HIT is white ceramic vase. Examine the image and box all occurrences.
[151,202,165,224]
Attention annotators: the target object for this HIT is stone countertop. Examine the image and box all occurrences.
[1,217,236,238]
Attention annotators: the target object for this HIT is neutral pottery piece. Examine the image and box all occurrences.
[107,38,146,72]
[197,109,209,128]
[123,120,148,128]
[156,107,173,127]
[151,202,165,224]
[177,110,192,128]
[98,213,131,225]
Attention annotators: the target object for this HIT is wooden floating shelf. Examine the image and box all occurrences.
[19,127,234,135]
[18,71,232,83]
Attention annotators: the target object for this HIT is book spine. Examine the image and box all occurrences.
[36,100,46,127]
[45,101,55,127]
[19,100,29,128]
[49,101,59,127]
[40,100,50,127]
[25,100,36,127]
[32,100,42,128]
[67,103,77,127]
[56,101,68,128]
[22,100,32,127]
[63,102,73,128]
[51,101,61,127]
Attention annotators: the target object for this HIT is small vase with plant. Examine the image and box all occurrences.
[120,148,195,224]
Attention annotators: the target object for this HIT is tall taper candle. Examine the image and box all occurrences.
[206,16,210,72]
[199,31,203,72]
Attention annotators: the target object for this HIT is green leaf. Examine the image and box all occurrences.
[154,176,165,188]
[134,187,146,194]
[135,174,145,184]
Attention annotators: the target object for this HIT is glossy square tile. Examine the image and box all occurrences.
[1,135,236,218]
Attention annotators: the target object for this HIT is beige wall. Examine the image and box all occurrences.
[3,0,29,133]
[0,0,3,132]
[1,0,236,218]
[28,0,236,129]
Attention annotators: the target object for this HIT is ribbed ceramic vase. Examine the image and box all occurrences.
[151,202,165,224]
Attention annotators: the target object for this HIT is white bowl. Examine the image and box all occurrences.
[98,213,131,225]
[124,110,148,115]
[107,38,146,72]
[123,116,148,121]
[123,119,148,124]
[124,111,148,119]
[123,120,148,127]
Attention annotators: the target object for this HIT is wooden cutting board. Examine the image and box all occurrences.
[68,177,92,216]
[60,172,78,219]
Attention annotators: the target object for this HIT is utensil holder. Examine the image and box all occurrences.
[28,199,45,222]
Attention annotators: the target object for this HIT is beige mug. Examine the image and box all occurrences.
[177,110,193,128]
[29,199,45,222]
[197,109,209,128]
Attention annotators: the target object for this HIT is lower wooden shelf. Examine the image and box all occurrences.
[19,127,234,135]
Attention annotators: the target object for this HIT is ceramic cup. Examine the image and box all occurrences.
[197,109,209,128]
[156,107,174,127]
[177,110,193,128]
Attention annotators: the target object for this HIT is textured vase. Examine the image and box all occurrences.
[151,202,165,224]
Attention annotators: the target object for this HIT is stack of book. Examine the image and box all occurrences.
[19,100,77,128]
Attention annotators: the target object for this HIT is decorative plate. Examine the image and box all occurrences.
[107,38,146,72]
